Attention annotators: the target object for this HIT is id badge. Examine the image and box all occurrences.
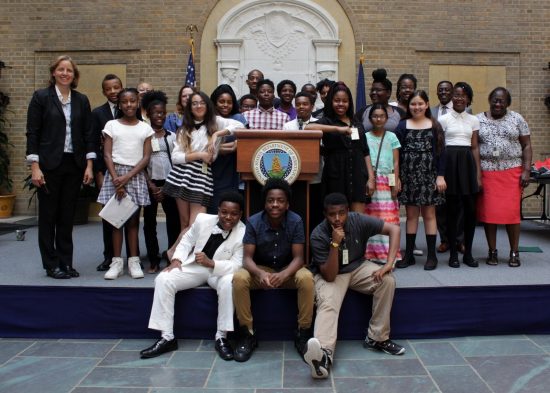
[350,127,359,140]
[151,138,160,152]
[201,162,208,174]
[492,148,500,157]
[342,249,349,265]
[387,173,396,186]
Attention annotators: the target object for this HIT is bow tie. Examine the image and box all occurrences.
[194,120,205,130]
[212,223,231,239]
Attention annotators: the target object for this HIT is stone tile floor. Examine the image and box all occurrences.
[1,335,550,392]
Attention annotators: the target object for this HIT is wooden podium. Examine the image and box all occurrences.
[234,129,323,240]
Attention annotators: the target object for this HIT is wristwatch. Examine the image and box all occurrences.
[330,241,339,248]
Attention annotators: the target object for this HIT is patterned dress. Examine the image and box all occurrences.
[365,131,402,263]
[399,128,445,206]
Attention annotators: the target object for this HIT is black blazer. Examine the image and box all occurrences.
[92,102,115,148]
[26,86,95,171]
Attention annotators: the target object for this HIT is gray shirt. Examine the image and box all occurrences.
[310,212,384,274]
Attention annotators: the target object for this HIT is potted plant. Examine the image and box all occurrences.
[0,91,15,218]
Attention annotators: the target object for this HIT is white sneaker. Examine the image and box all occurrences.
[128,256,144,279]
[104,257,124,280]
[303,337,331,379]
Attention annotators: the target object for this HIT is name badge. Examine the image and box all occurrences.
[202,162,208,174]
[387,173,396,186]
[342,249,349,265]
[350,127,359,140]
[151,138,160,152]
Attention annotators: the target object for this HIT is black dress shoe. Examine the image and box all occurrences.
[448,257,460,268]
[234,326,258,362]
[215,337,234,361]
[424,258,438,271]
[97,259,111,271]
[63,266,80,278]
[463,255,479,268]
[46,267,71,279]
[140,338,178,359]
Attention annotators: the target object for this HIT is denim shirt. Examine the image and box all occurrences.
[243,210,305,271]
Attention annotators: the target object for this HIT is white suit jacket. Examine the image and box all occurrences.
[172,213,245,277]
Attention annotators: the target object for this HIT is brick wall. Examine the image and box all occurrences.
[1,0,548,215]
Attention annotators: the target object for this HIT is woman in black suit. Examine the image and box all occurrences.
[26,55,96,279]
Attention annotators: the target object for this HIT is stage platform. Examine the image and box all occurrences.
[1,218,550,340]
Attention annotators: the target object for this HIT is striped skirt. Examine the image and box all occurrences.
[97,164,150,206]
[365,174,402,263]
[163,161,213,207]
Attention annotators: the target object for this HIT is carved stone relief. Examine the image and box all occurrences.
[215,0,340,97]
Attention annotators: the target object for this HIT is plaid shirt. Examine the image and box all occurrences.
[244,106,290,130]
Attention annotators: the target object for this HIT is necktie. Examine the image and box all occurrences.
[298,119,304,130]
[441,106,447,115]
[112,106,119,119]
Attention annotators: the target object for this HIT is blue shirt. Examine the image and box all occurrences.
[243,210,305,271]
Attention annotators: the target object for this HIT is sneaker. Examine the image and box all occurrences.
[233,326,258,362]
[104,257,124,280]
[294,327,312,359]
[128,256,144,279]
[304,338,332,379]
[364,337,406,355]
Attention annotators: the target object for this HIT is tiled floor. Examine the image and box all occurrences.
[1,335,550,392]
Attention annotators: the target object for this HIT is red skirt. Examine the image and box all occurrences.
[477,166,522,224]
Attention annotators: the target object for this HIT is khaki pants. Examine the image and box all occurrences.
[314,261,395,353]
[233,266,314,331]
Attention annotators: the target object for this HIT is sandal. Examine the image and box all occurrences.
[508,250,521,267]
[486,249,498,266]
[147,264,160,274]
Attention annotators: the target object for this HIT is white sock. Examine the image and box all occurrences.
[215,330,227,341]
[161,332,174,341]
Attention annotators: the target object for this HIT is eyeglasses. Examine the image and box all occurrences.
[191,101,206,107]
[370,88,388,94]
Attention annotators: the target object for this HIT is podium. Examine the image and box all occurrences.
[234,129,323,241]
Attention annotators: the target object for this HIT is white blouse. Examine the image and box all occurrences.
[439,110,480,146]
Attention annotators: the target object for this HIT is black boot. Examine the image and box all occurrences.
[424,234,438,270]
[396,233,416,268]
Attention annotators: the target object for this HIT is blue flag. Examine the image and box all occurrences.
[356,58,366,110]
[185,51,196,87]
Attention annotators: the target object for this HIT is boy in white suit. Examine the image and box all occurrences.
[141,191,246,360]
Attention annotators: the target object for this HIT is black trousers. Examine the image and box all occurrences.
[436,201,464,244]
[143,179,180,261]
[37,154,82,270]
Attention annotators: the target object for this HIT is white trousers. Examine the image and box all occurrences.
[148,263,235,336]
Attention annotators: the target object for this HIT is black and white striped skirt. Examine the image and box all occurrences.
[163,161,213,207]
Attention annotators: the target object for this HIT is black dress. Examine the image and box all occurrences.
[313,117,370,204]
[396,123,445,206]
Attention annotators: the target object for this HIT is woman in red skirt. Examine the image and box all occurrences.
[476,87,532,267]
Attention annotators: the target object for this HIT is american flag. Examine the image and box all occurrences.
[356,55,366,111]
[185,39,196,87]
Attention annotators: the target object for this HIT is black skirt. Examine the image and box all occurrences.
[444,146,478,195]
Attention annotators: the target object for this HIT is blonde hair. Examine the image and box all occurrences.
[49,55,79,89]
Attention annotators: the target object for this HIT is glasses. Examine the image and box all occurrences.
[191,101,206,107]
[370,88,388,94]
